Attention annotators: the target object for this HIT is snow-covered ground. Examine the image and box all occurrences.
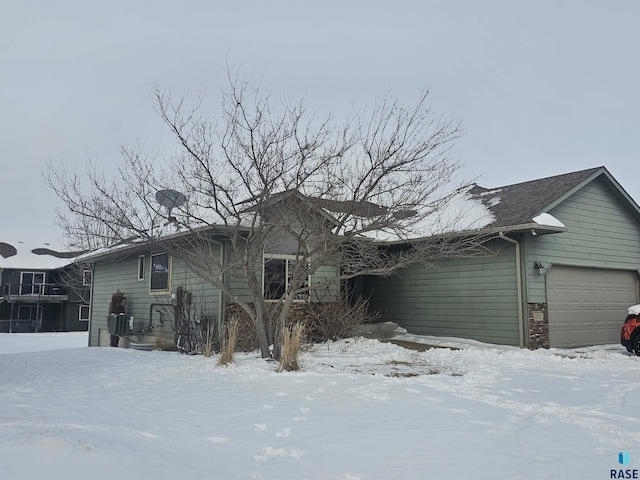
[0,331,88,354]
[1,332,639,480]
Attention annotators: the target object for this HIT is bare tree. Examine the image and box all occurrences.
[46,71,491,360]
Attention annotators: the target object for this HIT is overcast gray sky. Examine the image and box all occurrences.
[1,0,638,248]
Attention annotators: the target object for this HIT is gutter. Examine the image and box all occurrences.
[76,224,253,264]
[372,222,566,246]
[499,232,525,348]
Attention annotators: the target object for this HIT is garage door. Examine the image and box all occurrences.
[547,266,638,347]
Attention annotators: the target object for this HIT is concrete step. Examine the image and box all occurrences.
[355,322,407,339]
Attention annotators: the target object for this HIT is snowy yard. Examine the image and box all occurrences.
[1,332,639,480]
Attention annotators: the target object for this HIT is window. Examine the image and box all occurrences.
[82,269,92,286]
[137,255,145,281]
[20,272,45,295]
[79,305,90,321]
[150,252,170,292]
[264,257,286,299]
[17,305,41,321]
[263,255,309,301]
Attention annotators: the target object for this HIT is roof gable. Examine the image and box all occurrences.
[469,166,640,230]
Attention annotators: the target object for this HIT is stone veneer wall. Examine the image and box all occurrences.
[527,303,549,349]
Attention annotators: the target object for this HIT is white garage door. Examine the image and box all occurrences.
[547,266,638,348]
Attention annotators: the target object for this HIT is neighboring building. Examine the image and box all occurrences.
[81,166,640,349]
[366,167,640,348]
[0,240,90,333]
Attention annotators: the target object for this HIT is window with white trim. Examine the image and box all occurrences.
[263,254,309,301]
[20,272,45,295]
[79,304,90,321]
[82,269,92,286]
[150,252,170,292]
[137,255,145,281]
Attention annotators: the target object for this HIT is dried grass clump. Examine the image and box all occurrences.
[203,322,215,358]
[153,336,178,351]
[277,322,306,372]
[217,319,238,366]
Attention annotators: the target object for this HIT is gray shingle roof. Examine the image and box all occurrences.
[240,189,388,218]
[470,167,603,229]
[77,166,635,262]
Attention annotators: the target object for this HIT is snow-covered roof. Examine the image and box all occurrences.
[532,213,566,229]
[469,167,603,230]
[362,187,496,242]
[0,239,78,270]
[628,305,640,315]
[74,239,146,263]
[80,169,613,262]
[78,187,499,260]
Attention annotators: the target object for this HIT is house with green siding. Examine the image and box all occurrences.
[82,166,640,350]
[366,166,640,348]
[86,246,221,347]
[83,231,340,348]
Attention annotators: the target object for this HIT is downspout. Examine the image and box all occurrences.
[209,238,225,342]
[499,232,525,348]
[218,240,224,340]
[87,263,96,346]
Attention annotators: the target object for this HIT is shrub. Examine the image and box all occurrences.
[226,307,259,352]
[108,290,127,315]
[305,296,376,343]
[222,296,377,353]
[108,290,127,347]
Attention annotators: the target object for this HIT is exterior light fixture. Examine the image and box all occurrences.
[534,261,545,275]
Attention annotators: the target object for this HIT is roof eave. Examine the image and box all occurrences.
[371,222,566,245]
[76,223,254,263]
[0,263,74,271]
[497,223,567,235]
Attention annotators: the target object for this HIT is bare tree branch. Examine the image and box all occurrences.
[46,71,489,360]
